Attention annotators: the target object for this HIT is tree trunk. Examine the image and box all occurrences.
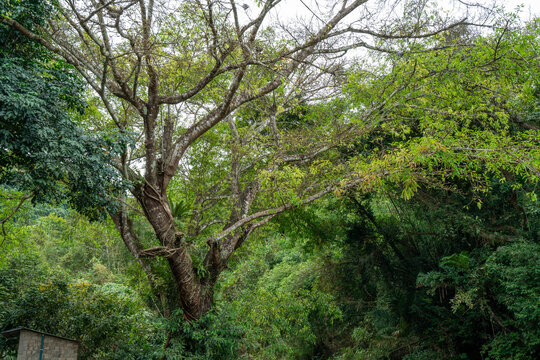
[135,183,215,321]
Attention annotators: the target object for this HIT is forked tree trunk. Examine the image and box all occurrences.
[133,183,218,321]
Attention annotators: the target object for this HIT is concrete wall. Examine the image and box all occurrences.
[16,330,78,360]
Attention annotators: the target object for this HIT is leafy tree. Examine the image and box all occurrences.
[0,0,127,221]
[204,19,539,359]
[344,18,539,203]
[0,0,499,322]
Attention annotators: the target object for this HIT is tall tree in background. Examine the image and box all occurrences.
[0,0,527,321]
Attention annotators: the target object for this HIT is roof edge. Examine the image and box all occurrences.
[1,327,79,343]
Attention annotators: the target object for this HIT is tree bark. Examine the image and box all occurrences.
[134,182,212,320]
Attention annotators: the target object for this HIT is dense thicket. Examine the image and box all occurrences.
[1,180,538,359]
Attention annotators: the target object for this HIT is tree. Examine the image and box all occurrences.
[0,0,511,321]
[0,0,126,226]
[344,16,539,202]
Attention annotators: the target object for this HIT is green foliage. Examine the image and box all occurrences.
[160,308,243,360]
[486,241,540,326]
[416,239,540,360]
[345,19,540,202]
[0,1,53,42]
[215,224,348,360]
[0,202,163,359]
[0,201,135,279]
[0,254,158,360]
[0,5,539,360]
[0,0,128,219]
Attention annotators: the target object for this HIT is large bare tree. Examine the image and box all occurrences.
[0,0,489,320]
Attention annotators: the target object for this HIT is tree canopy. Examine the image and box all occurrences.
[0,0,538,327]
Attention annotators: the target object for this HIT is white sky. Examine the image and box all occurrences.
[505,0,540,19]
[233,0,540,59]
[241,0,539,23]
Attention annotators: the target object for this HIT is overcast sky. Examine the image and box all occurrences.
[504,0,540,18]
[241,0,540,24]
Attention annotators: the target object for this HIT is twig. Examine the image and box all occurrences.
[0,192,34,247]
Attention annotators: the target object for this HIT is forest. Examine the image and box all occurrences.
[0,0,539,359]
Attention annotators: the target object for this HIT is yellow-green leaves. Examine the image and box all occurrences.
[344,19,540,202]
